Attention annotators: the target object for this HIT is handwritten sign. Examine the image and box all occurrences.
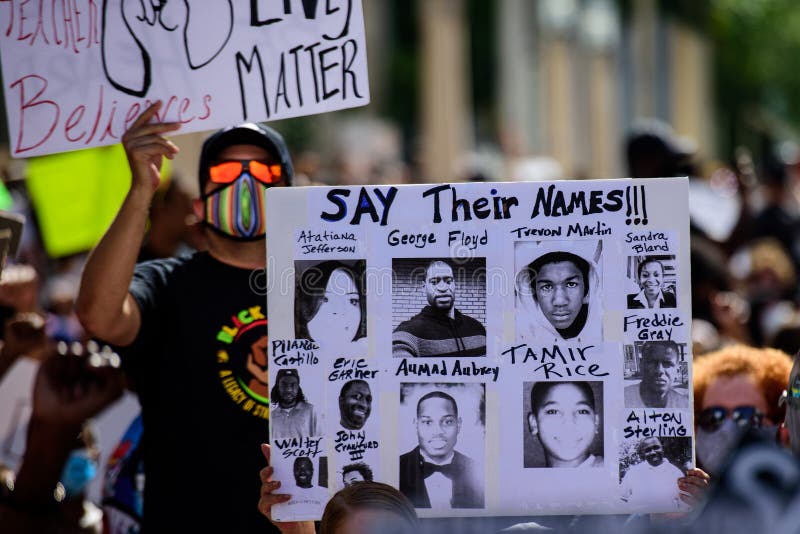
[265,178,694,520]
[0,0,369,157]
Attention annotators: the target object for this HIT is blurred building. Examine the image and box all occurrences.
[416,0,716,181]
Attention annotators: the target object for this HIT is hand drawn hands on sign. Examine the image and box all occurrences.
[101,0,234,97]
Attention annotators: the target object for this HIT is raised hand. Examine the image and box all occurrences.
[0,264,39,313]
[121,102,180,195]
[32,342,125,429]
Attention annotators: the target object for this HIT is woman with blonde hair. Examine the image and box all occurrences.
[694,345,793,473]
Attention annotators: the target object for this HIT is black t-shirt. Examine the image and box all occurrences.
[125,252,278,532]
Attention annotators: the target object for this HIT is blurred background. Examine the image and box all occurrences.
[3,0,800,507]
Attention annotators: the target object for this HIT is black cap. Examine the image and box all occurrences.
[198,122,294,191]
[275,368,300,382]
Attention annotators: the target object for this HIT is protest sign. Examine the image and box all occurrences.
[0,0,369,158]
[264,178,693,520]
[24,145,169,257]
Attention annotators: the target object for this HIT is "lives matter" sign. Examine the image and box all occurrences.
[0,0,369,157]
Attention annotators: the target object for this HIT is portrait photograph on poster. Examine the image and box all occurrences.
[626,255,678,309]
[523,381,605,469]
[514,239,604,344]
[392,257,487,358]
[339,461,375,488]
[271,368,323,440]
[398,382,486,510]
[295,259,368,356]
[285,455,330,510]
[618,436,692,512]
[623,341,690,409]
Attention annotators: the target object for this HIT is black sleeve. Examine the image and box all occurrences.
[121,258,183,384]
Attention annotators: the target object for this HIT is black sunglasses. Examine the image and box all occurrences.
[697,405,764,433]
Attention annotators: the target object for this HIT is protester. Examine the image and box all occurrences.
[0,343,124,532]
[319,481,419,534]
[625,118,696,179]
[781,350,800,455]
[76,101,293,532]
[693,345,793,474]
[137,179,202,262]
[392,260,486,358]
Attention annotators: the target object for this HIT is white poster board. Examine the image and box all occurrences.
[265,178,694,520]
[0,0,369,157]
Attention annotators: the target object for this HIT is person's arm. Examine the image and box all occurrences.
[76,102,179,346]
[0,344,124,529]
[257,444,315,534]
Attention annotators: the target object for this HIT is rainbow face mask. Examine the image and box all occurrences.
[202,160,281,240]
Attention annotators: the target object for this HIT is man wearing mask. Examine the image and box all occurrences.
[76,102,292,532]
[782,352,800,456]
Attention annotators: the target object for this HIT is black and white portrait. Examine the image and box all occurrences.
[619,436,692,510]
[270,368,320,439]
[523,381,604,468]
[295,259,367,355]
[287,456,329,506]
[514,240,603,343]
[626,255,677,309]
[398,383,485,509]
[341,462,374,487]
[624,341,689,408]
[338,379,372,430]
[392,257,487,358]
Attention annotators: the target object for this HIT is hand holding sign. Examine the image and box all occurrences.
[258,443,316,534]
[121,102,180,195]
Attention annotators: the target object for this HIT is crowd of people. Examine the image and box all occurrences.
[1,102,800,534]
